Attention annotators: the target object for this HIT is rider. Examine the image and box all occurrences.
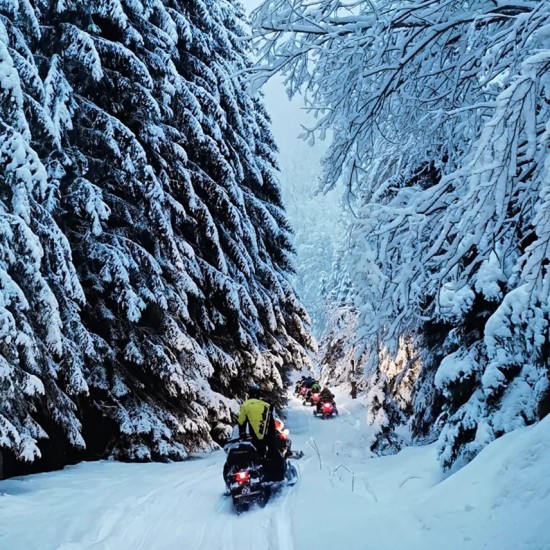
[294,376,306,393]
[237,384,285,481]
[316,386,338,414]
[305,380,321,403]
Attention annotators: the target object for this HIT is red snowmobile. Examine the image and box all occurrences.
[314,399,338,419]
[308,391,321,407]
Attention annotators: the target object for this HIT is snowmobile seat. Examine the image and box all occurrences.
[224,441,261,471]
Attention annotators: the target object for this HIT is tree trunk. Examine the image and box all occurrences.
[350,359,357,399]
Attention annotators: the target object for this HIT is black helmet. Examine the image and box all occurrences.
[248,383,261,398]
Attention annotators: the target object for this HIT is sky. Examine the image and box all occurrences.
[240,0,328,185]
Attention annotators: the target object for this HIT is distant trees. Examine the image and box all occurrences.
[0,0,311,476]
[253,0,550,468]
[279,155,344,338]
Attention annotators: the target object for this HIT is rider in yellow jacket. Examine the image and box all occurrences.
[238,396,271,442]
[237,384,285,481]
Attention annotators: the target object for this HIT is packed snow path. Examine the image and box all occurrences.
[1,392,549,550]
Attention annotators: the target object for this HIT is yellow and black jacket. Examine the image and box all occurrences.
[237,398,272,440]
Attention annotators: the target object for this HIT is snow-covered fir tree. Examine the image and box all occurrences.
[253,0,550,469]
[0,1,91,470]
[0,0,312,476]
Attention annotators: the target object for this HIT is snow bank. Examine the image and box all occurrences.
[420,414,550,549]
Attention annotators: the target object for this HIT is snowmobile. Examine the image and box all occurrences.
[223,439,269,513]
[304,390,321,407]
[223,438,300,513]
[314,400,337,419]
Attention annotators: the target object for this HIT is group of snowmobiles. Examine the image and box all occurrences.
[222,377,338,513]
[294,376,339,420]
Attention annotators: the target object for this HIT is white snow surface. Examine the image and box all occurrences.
[0,391,548,550]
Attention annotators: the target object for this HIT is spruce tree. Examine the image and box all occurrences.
[1,0,312,472]
[0,2,90,470]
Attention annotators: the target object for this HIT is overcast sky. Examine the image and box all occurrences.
[239,0,322,167]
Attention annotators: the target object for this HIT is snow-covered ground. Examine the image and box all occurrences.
[1,391,548,550]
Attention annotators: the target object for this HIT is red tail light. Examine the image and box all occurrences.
[322,402,333,411]
[235,471,250,484]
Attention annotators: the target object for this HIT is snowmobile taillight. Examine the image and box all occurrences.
[322,402,333,411]
[235,471,250,483]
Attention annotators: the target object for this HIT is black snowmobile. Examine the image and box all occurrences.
[223,438,299,513]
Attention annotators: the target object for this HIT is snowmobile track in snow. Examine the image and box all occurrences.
[1,389,548,550]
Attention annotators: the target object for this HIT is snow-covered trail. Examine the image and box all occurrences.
[1,392,549,550]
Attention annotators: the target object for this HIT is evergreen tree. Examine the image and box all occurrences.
[1,0,312,474]
[0,2,90,468]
